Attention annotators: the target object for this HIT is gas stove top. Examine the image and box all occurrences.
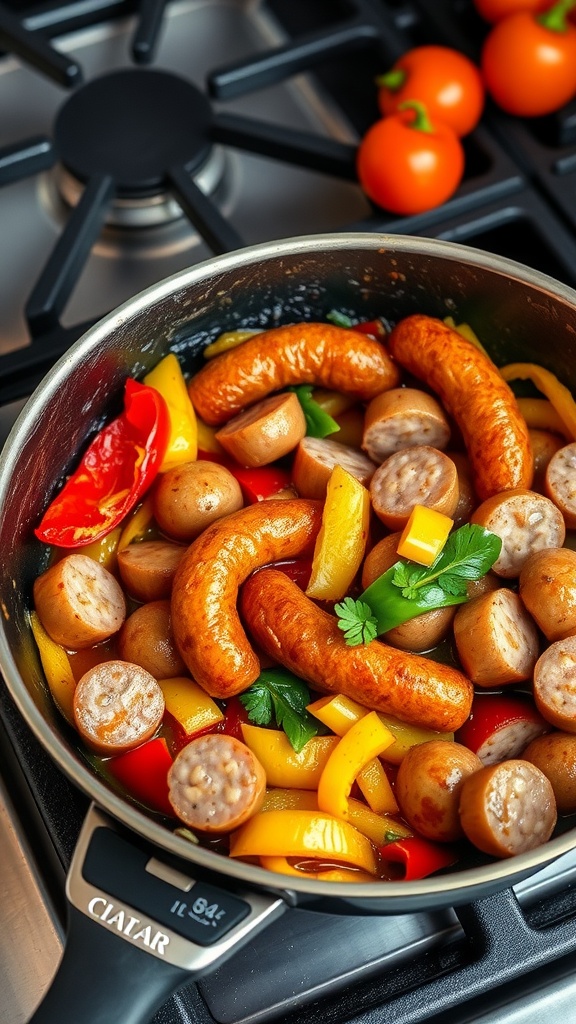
[2,2,576,1023]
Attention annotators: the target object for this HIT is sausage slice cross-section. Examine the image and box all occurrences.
[168,734,266,832]
[73,660,165,755]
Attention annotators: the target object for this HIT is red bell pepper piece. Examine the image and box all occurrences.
[35,378,170,548]
[353,318,387,340]
[229,465,293,503]
[381,835,459,880]
[221,696,251,740]
[108,736,174,817]
[456,692,549,764]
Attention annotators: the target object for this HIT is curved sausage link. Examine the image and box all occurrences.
[241,568,474,732]
[171,499,323,698]
[188,322,400,426]
[388,315,533,500]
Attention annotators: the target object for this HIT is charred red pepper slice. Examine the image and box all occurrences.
[381,835,458,880]
[108,736,174,817]
[35,378,170,548]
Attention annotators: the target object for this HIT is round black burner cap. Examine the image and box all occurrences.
[54,68,213,197]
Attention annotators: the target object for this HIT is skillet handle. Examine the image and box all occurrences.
[28,804,286,1024]
[29,905,191,1024]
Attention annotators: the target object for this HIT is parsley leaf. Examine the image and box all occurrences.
[391,523,501,598]
[239,668,320,752]
[335,523,501,646]
[334,596,378,646]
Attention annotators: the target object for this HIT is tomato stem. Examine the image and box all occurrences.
[397,99,435,133]
[537,0,576,32]
[376,68,406,92]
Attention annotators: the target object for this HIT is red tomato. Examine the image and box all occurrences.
[356,102,465,216]
[378,45,484,137]
[473,0,551,22]
[481,6,576,116]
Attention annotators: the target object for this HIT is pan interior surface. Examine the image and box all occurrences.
[2,232,576,912]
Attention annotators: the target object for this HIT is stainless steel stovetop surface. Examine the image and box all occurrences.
[0,0,368,357]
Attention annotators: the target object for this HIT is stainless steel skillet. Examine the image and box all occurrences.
[2,233,576,1023]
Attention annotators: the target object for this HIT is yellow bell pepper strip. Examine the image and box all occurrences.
[396,505,454,567]
[144,353,198,470]
[317,711,394,822]
[356,757,399,816]
[117,496,157,551]
[159,676,224,737]
[347,798,412,846]
[306,465,370,602]
[35,379,170,549]
[310,388,356,419]
[241,723,338,789]
[203,329,260,359]
[377,713,454,765]
[229,809,380,876]
[259,855,375,882]
[443,317,490,357]
[307,693,453,766]
[30,611,76,725]
[306,694,397,814]
[500,362,576,440]
[195,416,226,457]
[516,397,570,438]
[261,789,319,812]
[65,525,122,573]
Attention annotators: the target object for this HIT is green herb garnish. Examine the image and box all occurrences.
[288,384,340,439]
[239,668,320,752]
[333,596,378,647]
[335,523,502,645]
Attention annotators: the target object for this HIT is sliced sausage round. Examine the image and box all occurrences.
[470,488,566,578]
[33,553,126,650]
[362,387,451,464]
[523,732,576,814]
[152,460,244,543]
[545,442,576,527]
[117,540,186,602]
[292,436,377,500]
[168,733,266,832]
[453,588,539,687]
[73,660,165,755]
[533,636,576,732]
[519,547,576,642]
[395,740,482,842]
[118,599,186,680]
[459,760,557,858]
[369,445,459,531]
[215,392,307,467]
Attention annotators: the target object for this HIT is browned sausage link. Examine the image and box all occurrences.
[387,315,533,500]
[458,760,557,858]
[168,733,266,832]
[188,323,401,426]
[241,568,474,732]
[171,499,323,698]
